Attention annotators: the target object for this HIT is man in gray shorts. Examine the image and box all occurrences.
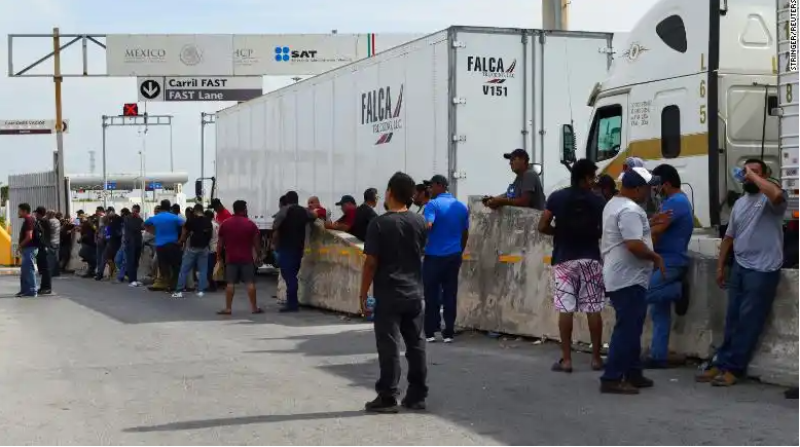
[698,159,787,386]
[216,200,262,315]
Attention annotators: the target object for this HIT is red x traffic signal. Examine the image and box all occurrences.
[123,103,139,117]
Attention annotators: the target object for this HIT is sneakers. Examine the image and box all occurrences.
[425,337,436,343]
[129,281,140,287]
[38,289,53,296]
[364,396,399,413]
[196,291,204,297]
[171,292,184,299]
[600,380,640,395]
[443,337,454,344]
[711,371,738,387]
[695,366,721,383]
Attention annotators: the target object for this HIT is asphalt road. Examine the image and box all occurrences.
[0,274,796,445]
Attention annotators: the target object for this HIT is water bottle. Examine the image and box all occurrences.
[365,296,376,321]
[732,167,746,183]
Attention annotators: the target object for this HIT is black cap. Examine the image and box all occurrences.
[423,174,449,188]
[503,148,530,161]
[335,194,357,206]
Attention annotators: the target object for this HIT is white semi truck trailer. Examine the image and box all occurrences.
[214,26,614,230]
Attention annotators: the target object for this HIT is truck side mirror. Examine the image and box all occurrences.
[194,179,203,201]
[560,124,577,164]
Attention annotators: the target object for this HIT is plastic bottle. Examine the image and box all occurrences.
[365,296,376,321]
[732,167,746,183]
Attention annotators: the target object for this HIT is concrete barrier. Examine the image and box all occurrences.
[283,198,798,386]
[276,221,368,315]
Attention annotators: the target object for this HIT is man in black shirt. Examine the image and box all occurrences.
[274,191,316,312]
[173,204,213,298]
[17,203,39,297]
[350,188,379,241]
[360,171,429,413]
[124,204,145,286]
[33,206,53,294]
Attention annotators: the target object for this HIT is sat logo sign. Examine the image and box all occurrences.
[274,46,319,62]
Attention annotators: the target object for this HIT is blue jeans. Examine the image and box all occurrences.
[601,285,648,382]
[712,262,780,375]
[19,246,38,296]
[115,243,127,281]
[279,248,303,310]
[176,248,209,292]
[646,266,688,365]
[423,253,462,338]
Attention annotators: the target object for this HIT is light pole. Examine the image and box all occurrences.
[138,127,147,210]
[200,112,217,199]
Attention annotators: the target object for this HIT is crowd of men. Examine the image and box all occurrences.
[13,146,794,409]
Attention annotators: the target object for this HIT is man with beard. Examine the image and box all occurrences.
[697,159,787,387]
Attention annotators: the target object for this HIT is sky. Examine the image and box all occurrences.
[0,0,660,187]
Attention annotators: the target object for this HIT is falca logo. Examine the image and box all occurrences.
[361,84,404,145]
[466,56,517,83]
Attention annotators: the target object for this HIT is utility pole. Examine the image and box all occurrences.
[200,112,216,199]
[53,27,67,214]
[542,0,569,30]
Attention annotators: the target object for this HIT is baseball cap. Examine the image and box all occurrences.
[625,157,645,169]
[617,157,647,181]
[503,148,530,161]
[335,194,357,206]
[423,174,449,188]
[621,166,660,188]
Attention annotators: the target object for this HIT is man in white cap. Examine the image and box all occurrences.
[599,166,666,395]
[617,157,646,181]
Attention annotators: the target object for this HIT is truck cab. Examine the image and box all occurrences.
[560,0,796,265]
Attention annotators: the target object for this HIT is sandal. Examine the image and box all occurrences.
[251,308,264,314]
[551,359,573,373]
[216,309,232,315]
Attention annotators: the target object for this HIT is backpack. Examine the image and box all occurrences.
[557,189,601,242]
[32,218,46,248]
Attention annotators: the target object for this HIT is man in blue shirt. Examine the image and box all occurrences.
[422,175,469,343]
[144,199,185,293]
[645,164,694,368]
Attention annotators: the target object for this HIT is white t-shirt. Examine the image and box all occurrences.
[601,196,654,292]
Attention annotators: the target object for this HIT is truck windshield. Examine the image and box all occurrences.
[588,105,623,162]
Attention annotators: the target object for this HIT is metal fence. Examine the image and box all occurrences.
[8,170,58,253]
